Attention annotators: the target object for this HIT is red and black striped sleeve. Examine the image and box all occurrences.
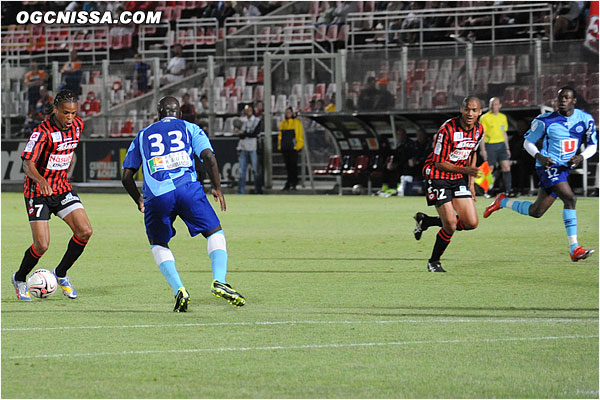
[430,122,452,165]
[21,122,50,163]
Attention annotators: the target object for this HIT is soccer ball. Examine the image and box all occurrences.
[27,269,58,298]
[352,184,363,195]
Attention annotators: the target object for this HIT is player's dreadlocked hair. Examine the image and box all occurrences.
[53,89,78,106]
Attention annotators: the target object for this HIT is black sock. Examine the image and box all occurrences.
[429,228,453,262]
[55,235,88,278]
[423,215,442,229]
[15,245,43,282]
[503,171,512,193]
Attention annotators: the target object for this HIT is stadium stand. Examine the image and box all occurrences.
[1,1,598,194]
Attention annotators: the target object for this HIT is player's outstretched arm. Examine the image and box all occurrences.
[200,149,226,212]
[121,168,144,213]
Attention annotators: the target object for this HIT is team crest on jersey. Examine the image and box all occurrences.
[575,125,583,133]
[454,131,463,141]
[561,138,578,155]
[51,131,63,142]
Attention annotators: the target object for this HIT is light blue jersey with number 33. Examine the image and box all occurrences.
[122,117,213,200]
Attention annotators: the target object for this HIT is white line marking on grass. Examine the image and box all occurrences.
[1,317,597,332]
[4,335,597,360]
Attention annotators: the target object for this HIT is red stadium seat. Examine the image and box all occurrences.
[315,24,327,42]
[516,86,530,106]
[503,86,516,106]
[326,25,338,41]
[343,155,369,175]
[314,155,341,175]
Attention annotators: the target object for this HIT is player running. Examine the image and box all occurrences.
[12,89,93,301]
[413,96,483,272]
[483,87,597,262]
[121,96,245,312]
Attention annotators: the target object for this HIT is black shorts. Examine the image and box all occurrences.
[486,142,510,166]
[24,191,84,222]
[425,177,472,207]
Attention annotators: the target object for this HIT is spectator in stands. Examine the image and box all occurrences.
[161,44,186,86]
[325,95,336,112]
[255,2,280,15]
[278,107,305,191]
[21,108,43,138]
[64,1,80,12]
[197,94,209,130]
[180,93,197,124]
[331,1,358,25]
[36,86,53,115]
[59,49,82,95]
[254,100,264,119]
[479,97,514,197]
[237,2,261,17]
[133,56,151,93]
[203,1,235,27]
[235,105,262,194]
[358,77,378,111]
[316,1,336,25]
[315,99,325,113]
[24,60,47,111]
[134,53,151,95]
[375,78,395,110]
[550,1,586,40]
[399,2,426,44]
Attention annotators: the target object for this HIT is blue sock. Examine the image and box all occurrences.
[151,245,183,295]
[509,200,532,216]
[562,209,578,253]
[207,230,228,283]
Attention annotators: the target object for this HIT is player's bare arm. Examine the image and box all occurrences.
[534,153,555,168]
[121,168,144,213]
[201,148,226,212]
[569,154,584,168]
[468,152,478,201]
[23,159,53,196]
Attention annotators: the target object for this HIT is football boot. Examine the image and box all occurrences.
[211,280,246,307]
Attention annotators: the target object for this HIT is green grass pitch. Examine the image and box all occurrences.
[1,192,598,398]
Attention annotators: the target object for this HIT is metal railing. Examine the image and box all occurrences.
[1,24,110,65]
[346,2,553,54]
[223,14,336,62]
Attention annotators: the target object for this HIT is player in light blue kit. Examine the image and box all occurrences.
[484,87,597,262]
[121,96,245,311]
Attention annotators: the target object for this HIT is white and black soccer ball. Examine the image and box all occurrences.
[352,184,363,195]
[27,269,58,298]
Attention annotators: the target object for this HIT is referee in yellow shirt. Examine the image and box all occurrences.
[480,97,513,197]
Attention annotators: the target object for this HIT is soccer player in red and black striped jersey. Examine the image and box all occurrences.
[12,90,93,301]
[412,96,484,272]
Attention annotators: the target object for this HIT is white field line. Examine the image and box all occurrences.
[4,335,597,360]
[1,317,597,332]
